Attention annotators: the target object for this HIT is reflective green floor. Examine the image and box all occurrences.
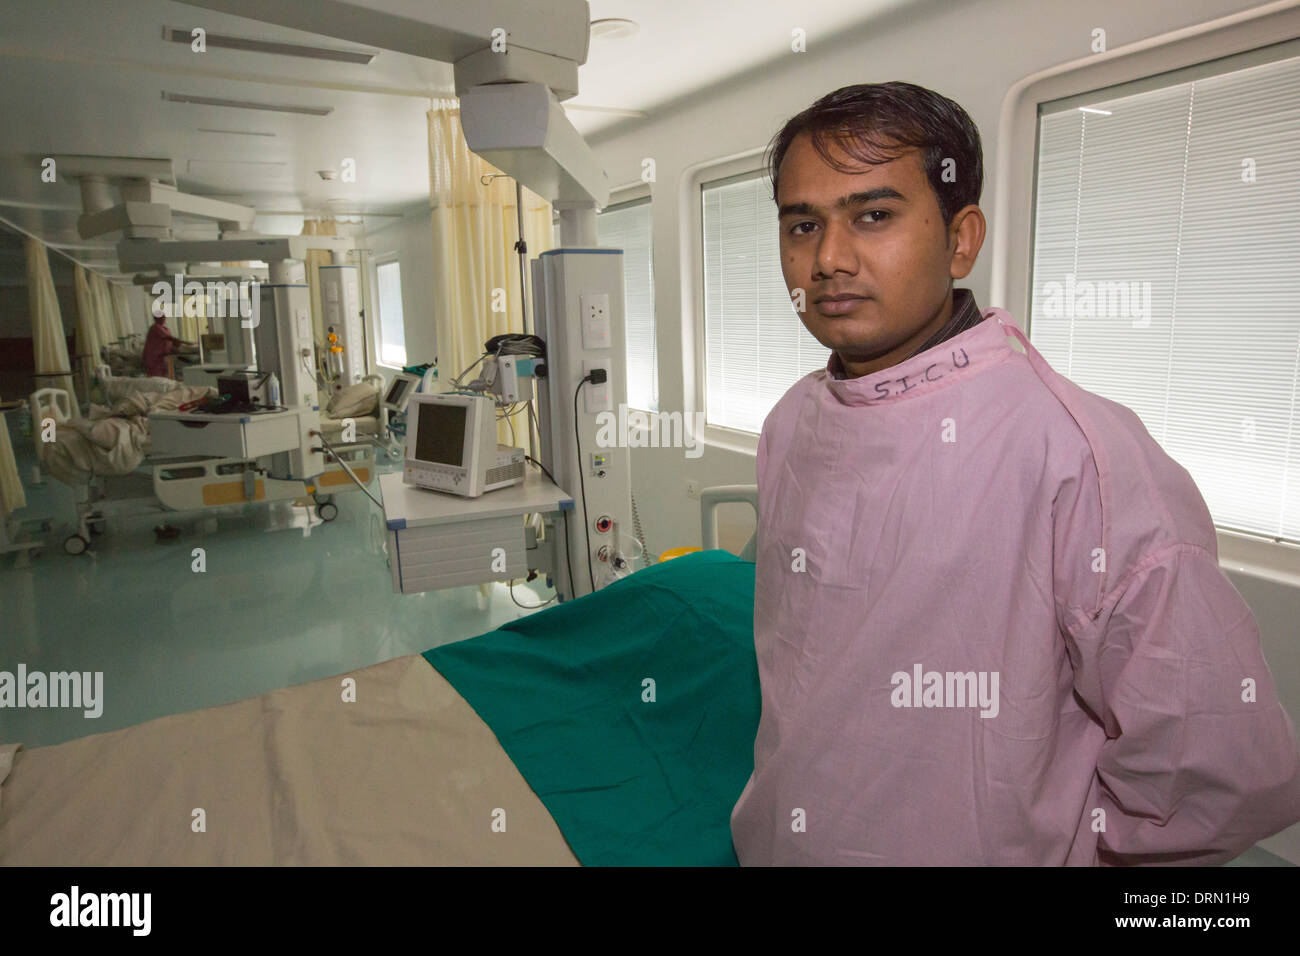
[0,416,555,750]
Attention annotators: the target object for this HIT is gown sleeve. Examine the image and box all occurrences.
[1065,544,1300,865]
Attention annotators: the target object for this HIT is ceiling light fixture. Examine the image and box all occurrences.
[163,91,332,116]
[197,128,276,137]
[163,26,376,65]
[590,18,639,41]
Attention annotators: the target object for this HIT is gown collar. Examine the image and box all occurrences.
[822,308,1021,406]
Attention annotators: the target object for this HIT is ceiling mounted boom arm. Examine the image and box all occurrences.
[179,0,609,214]
[178,0,590,75]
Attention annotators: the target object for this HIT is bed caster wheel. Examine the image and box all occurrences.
[63,534,89,555]
[317,502,339,522]
[313,493,334,506]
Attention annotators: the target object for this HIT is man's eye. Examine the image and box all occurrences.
[788,211,889,236]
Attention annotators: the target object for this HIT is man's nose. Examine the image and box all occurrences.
[813,220,858,278]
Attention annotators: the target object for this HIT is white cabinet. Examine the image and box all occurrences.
[149,409,303,460]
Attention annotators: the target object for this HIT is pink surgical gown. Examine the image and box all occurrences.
[730,308,1300,865]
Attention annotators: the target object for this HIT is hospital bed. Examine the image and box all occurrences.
[27,378,379,553]
[318,375,400,456]
[99,336,145,378]
[0,489,761,866]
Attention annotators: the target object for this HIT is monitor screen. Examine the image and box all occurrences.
[414,402,467,466]
[385,377,411,406]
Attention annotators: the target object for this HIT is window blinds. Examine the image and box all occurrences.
[1031,50,1300,543]
[702,173,829,435]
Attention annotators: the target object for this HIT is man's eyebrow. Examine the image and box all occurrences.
[778,187,907,218]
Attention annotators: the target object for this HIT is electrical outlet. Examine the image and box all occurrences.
[580,293,611,349]
[686,479,701,499]
[582,360,610,413]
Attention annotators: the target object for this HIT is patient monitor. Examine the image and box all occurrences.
[404,394,525,498]
[382,372,420,413]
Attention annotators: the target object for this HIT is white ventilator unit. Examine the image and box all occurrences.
[136,256,326,483]
[404,393,525,498]
[180,0,636,600]
[318,262,366,392]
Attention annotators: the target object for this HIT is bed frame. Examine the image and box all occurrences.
[699,484,758,560]
[28,385,377,554]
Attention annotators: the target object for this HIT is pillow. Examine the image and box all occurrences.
[326,382,380,419]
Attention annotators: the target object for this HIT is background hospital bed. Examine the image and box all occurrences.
[94,364,185,404]
[0,489,761,866]
[26,380,380,551]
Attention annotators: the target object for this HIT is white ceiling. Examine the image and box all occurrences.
[0,0,905,279]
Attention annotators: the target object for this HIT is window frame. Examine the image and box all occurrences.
[687,147,781,454]
[370,253,407,371]
[1001,3,1300,572]
[598,186,657,414]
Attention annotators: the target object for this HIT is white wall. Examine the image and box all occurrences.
[364,203,437,375]
[584,0,1299,861]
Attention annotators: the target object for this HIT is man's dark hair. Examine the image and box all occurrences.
[766,81,983,230]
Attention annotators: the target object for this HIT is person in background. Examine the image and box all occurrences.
[142,310,192,379]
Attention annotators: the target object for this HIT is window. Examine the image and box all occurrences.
[1030,46,1300,543]
[597,198,657,411]
[375,259,407,367]
[702,172,828,435]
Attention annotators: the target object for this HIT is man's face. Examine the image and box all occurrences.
[777,132,978,373]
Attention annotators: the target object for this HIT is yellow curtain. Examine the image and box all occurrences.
[301,217,338,348]
[88,272,118,350]
[0,420,22,516]
[428,99,555,446]
[24,237,75,402]
[72,265,104,397]
[176,290,210,344]
[109,282,135,339]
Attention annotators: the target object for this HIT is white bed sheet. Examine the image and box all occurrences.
[0,654,578,866]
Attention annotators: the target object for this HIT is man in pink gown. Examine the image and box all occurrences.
[729,82,1300,865]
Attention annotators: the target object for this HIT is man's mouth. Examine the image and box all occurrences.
[816,295,869,316]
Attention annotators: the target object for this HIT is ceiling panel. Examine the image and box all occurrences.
[0,0,907,282]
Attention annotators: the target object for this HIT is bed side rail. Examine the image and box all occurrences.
[28,387,74,462]
[699,484,758,561]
